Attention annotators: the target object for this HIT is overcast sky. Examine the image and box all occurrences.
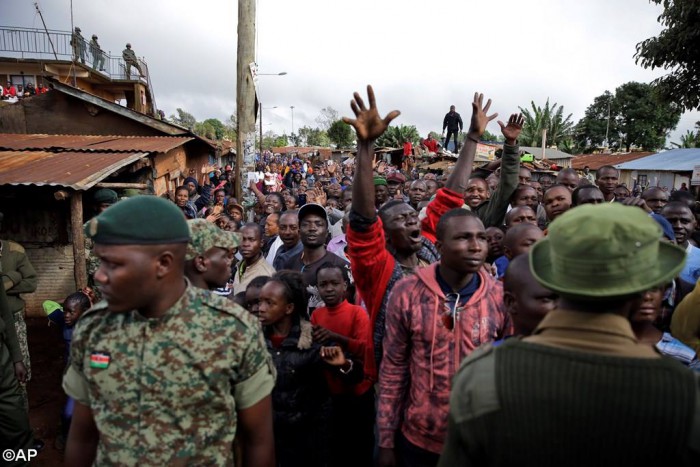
[5,0,700,147]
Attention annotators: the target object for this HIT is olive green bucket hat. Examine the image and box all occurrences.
[529,203,686,299]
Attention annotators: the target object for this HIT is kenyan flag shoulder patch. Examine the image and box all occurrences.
[90,352,111,369]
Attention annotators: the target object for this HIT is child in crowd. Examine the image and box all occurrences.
[258,270,361,467]
[495,223,544,278]
[243,275,271,314]
[44,290,93,449]
[631,285,700,371]
[311,263,374,467]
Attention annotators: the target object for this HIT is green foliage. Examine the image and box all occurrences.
[293,126,330,147]
[635,0,700,111]
[518,99,574,147]
[575,82,681,152]
[670,129,700,148]
[170,108,196,130]
[376,124,420,148]
[614,82,681,151]
[262,131,289,149]
[573,91,615,153]
[223,114,237,141]
[327,120,354,148]
[481,130,502,143]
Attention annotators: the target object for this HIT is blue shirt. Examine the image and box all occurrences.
[679,244,700,284]
[494,255,510,279]
[656,332,700,372]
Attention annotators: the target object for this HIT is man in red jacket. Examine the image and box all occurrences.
[343,87,504,381]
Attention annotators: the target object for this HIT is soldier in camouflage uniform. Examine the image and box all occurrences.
[86,189,119,299]
[0,225,38,389]
[0,279,32,459]
[185,218,239,291]
[63,196,275,466]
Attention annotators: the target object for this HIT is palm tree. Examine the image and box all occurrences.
[518,99,574,148]
[670,130,699,148]
[376,124,420,148]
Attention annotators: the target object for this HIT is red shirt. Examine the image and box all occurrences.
[424,138,438,153]
[403,141,413,156]
[311,300,372,396]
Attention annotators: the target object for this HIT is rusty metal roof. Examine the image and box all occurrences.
[0,150,148,190]
[0,134,193,153]
[571,152,653,170]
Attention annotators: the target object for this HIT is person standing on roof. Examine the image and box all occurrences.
[122,43,144,78]
[70,27,86,64]
[442,105,463,153]
[89,35,106,71]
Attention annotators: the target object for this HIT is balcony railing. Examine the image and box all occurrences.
[0,26,148,83]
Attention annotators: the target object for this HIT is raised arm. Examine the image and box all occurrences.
[342,85,400,219]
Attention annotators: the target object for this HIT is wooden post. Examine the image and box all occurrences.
[70,191,88,290]
[235,0,256,201]
[541,129,547,161]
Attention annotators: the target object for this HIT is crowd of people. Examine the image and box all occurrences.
[1,81,49,102]
[1,86,700,466]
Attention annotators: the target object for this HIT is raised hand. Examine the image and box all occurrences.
[498,113,525,145]
[342,85,400,143]
[469,93,498,137]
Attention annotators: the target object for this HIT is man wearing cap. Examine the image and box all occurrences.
[63,196,275,466]
[185,219,238,293]
[439,204,700,466]
[374,176,390,209]
[387,172,408,202]
[278,203,352,315]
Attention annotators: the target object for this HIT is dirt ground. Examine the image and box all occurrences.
[25,317,66,466]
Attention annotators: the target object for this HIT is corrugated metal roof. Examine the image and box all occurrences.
[571,152,653,170]
[0,150,148,190]
[0,134,193,153]
[615,149,700,171]
[520,146,573,160]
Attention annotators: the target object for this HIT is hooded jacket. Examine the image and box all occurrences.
[347,187,466,380]
[377,263,510,454]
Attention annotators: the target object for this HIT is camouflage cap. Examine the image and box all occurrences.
[85,195,190,245]
[186,219,240,260]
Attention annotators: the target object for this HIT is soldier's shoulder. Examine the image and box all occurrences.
[187,287,258,327]
[4,240,25,254]
[450,343,501,423]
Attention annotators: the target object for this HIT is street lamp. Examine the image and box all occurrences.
[260,104,278,153]
[258,71,287,76]
[290,106,295,136]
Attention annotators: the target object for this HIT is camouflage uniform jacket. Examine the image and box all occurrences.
[0,240,38,314]
[63,284,275,466]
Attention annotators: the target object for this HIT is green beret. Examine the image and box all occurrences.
[85,195,190,245]
[373,176,388,186]
[93,188,118,205]
[186,219,240,260]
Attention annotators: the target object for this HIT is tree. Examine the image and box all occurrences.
[573,91,616,152]
[223,114,237,141]
[518,99,574,147]
[202,118,225,139]
[481,130,502,143]
[170,108,196,130]
[635,0,700,111]
[327,120,354,148]
[575,83,681,152]
[613,81,681,151]
[262,131,289,149]
[376,125,420,148]
[315,107,339,130]
[295,126,330,147]
[670,129,700,148]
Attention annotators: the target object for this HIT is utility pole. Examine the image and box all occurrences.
[604,96,611,151]
[235,0,256,201]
